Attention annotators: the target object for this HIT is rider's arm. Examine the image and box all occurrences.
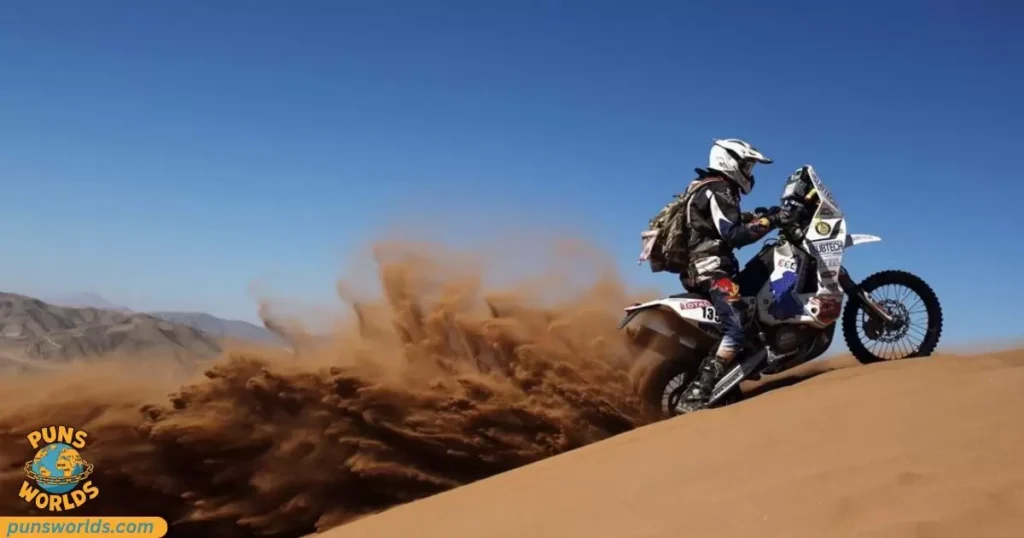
[708,187,775,249]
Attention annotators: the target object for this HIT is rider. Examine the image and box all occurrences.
[674,138,788,414]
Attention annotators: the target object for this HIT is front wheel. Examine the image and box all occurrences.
[841,269,943,364]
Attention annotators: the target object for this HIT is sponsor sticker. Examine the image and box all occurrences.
[810,296,842,324]
[823,256,843,268]
[810,239,843,254]
[776,257,797,271]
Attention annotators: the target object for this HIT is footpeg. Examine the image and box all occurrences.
[761,348,790,375]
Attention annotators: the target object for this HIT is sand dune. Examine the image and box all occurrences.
[2,242,1014,538]
[0,243,648,537]
[322,349,1024,538]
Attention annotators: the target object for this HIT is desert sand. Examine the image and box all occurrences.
[2,242,1020,538]
[322,349,1024,538]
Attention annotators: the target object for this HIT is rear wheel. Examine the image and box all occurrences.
[628,349,694,422]
[841,270,943,364]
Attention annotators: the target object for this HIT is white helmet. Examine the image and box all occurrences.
[708,138,773,195]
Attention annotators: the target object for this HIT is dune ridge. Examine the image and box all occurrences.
[2,239,1013,538]
[323,349,1024,538]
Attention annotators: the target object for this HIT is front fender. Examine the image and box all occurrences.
[845,233,882,248]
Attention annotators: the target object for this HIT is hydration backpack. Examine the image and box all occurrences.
[639,174,723,273]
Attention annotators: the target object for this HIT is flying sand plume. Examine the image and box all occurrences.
[0,239,655,537]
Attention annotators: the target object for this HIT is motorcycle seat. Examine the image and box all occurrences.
[668,292,708,300]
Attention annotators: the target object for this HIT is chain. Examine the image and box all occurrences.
[22,461,95,486]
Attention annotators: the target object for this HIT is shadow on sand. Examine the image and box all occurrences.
[738,355,861,400]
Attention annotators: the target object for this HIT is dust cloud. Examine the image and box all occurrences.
[0,239,658,537]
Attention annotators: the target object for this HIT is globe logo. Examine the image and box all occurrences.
[18,426,100,511]
[24,442,94,494]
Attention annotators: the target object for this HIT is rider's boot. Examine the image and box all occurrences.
[674,352,729,414]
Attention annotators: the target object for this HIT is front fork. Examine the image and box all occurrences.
[838,267,895,325]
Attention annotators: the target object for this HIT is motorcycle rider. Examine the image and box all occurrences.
[672,138,789,414]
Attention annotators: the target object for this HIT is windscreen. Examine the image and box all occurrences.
[806,166,842,218]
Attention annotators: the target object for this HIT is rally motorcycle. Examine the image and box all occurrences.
[620,165,943,419]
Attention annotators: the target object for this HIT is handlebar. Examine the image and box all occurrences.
[776,188,822,243]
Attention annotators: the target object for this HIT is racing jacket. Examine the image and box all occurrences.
[684,172,777,283]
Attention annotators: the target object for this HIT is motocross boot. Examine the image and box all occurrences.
[674,352,728,414]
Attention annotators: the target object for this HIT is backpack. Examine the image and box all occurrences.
[639,175,723,273]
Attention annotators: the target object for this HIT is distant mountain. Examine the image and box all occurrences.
[148,311,282,345]
[44,292,133,313]
[43,292,280,345]
[0,292,222,366]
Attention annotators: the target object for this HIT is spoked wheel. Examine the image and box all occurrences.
[628,348,696,422]
[630,352,745,420]
[660,367,690,418]
[841,270,943,364]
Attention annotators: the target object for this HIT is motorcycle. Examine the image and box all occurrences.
[620,165,943,419]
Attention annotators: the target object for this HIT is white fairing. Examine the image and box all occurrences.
[626,166,880,333]
[756,166,868,328]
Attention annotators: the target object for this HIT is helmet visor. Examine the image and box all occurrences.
[741,160,757,188]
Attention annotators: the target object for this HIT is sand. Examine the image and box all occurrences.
[0,241,649,536]
[321,349,1024,538]
[3,240,1018,538]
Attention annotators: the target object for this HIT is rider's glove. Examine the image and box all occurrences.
[744,206,776,224]
[764,206,786,228]
[744,206,792,234]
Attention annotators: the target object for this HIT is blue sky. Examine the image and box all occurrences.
[2,1,1021,348]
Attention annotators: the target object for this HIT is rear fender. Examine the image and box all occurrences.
[619,298,720,357]
[620,297,719,329]
[619,302,721,405]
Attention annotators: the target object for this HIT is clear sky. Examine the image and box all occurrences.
[2,1,1021,348]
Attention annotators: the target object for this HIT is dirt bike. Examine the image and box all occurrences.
[621,165,943,419]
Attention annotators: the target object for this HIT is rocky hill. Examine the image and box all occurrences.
[43,292,280,345]
[43,292,134,313]
[0,292,222,367]
[148,311,282,345]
